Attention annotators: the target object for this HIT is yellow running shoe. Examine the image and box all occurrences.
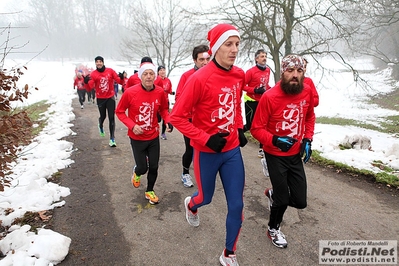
[145,191,159,204]
[131,166,141,188]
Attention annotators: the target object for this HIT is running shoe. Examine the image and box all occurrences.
[261,158,269,177]
[267,227,288,248]
[258,149,264,158]
[219,249,239,266]
[145,191,159,205]
[161,133,167,140]
[109,138,116,147]
[98,125,105,137]
[184,196,199,227]
[181,174,194,188]
[81,105,84,109]
[131,166,141,188]
[265,188,273,211]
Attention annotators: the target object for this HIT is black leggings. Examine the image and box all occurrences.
[244,100,258,132]
[245,101,262,148]
[161,102,170,134]
[88,89,95,101]
[130,137,160,192]
[97,97,116,139]
[265,152,307,229]
[77,89,86,105]
[182,135,193,174]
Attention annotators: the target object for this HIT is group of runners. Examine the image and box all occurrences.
[72,23,318,266]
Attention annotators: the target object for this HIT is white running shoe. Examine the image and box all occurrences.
[181,174,194,187]
[261,158,269,177]
[219,249,239,266]
[264,188,273,211]
[184,196,199,227]
[267,227,288,248]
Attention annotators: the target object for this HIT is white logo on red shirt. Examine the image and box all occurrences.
[136,102,154,130]
[276,100,306,137]
[259,75,268,87]
[210,85,238,133]
[99,76,109,93]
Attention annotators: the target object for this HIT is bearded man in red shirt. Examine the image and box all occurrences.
[251,54,316,249]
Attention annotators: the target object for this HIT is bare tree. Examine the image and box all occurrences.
[10,0,129,60]
[20,0,76,59]
[347,0,399,78]
[76,0,113,58]
[121,0,206,76]
[196,0,397,87]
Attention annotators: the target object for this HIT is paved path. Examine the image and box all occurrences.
[53,99,399,265]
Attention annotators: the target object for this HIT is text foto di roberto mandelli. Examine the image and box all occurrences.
[319,240,397,265]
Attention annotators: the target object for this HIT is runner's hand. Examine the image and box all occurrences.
[206,132,229,153]
[272,135,297,152]
[300,138,312,163]
[238,128,248,147]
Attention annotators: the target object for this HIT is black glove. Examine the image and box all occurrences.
[272,135,298,152]
[167,122,173,132]
[83,75,90,84]
[300,138,312,163]
[238,128,248,147]
[118,71,125,80]
[206,132,230,153]
[254,86,266,94]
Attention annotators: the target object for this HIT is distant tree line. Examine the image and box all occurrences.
[0,0,398,79]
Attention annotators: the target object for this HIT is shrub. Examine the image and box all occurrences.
[0,66,36,191]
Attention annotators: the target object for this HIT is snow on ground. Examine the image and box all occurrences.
[0,57,398,265]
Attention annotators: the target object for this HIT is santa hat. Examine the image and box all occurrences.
[138,62,157,80]
[281,54,304,75]
[207,23,240,59]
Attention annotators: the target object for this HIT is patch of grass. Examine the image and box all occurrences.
[367,88,399,135]
[312,150,399,186]
[379,115,399,136]
[375,172,399,187]
[370,89,399,112]
[371,160,395,173]
[16,100,50,137]
[12,211,51,233]
[244,131,258,144]
[245,128,399,188]
[310,150,366,174]
[48,171,62,184]
[302,88,399,188]
[316,87,399,136]
[316,116,386,133]
[316,117,358,127]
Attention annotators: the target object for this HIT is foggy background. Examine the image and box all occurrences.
[1,0,399,80]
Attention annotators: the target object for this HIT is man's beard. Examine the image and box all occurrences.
[281,75,304,95]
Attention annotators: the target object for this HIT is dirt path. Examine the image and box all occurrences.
[52,98,399,265]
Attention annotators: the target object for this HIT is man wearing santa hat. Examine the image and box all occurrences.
[116,62,173,205]
[171,23,247,266]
